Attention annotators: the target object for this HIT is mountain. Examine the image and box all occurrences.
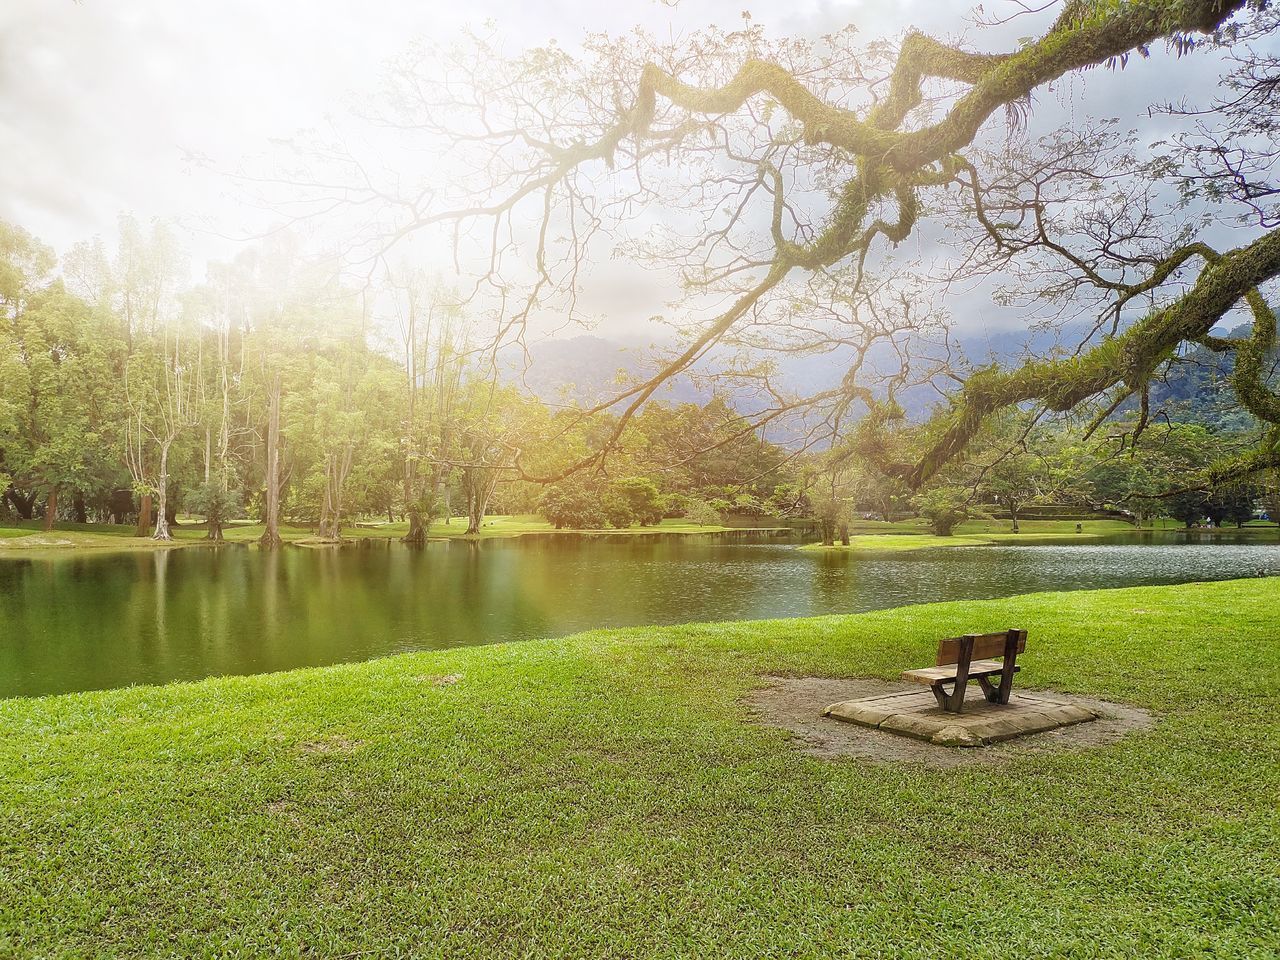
[501,323,1278,432]
[501,326,1089,417]
[1138,323,1277,432]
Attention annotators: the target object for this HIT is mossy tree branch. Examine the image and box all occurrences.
[896,225,1280,488]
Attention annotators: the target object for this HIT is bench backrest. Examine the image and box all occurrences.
[936,629,1026,666]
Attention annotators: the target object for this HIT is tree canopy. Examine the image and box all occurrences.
[292,0,1280,490]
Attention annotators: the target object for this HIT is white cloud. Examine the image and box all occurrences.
[0,0,1261,339]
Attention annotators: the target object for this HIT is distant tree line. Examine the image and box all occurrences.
[0,218,807,541]
[4,217,1276,544]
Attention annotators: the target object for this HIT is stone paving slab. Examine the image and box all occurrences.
[823,690,1097,747]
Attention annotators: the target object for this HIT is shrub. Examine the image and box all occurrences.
[912,486,970,537]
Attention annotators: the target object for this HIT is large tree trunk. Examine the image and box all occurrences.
[403,505,427,545]
[260,374,283,548]
[207,517,224,542]
[137,493,153,537]
[838,522,850,546]
[43,487,57,532]
[72,492,87,524]
[6,486,36,520]
[153,442,173,541]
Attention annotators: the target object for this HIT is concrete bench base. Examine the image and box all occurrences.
[824,690,1097,747]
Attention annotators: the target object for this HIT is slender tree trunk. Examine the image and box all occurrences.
[260,375,283,548]
[464,467,495,535]
[137,493,153,537]
[73,492,87,523]
[317,449,351,541]
[43,487,57,532]
[318,464,336,540]
[401,319,422,545]
[1008,500,1020,533]
[153,441,173,541]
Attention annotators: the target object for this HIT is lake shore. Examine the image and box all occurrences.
[798,518,1280,552]
[0,515,789,556]
[797,531,1112,551]
[2,577,1276,956]
[7,515,1273,557]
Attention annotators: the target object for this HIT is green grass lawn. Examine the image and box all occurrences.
[1,578,1277,957]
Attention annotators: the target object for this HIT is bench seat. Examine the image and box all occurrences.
[901,660,1018,685]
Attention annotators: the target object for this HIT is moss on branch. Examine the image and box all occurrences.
[898,226,1280,488]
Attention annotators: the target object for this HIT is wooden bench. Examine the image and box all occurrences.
[901,629,1026,713]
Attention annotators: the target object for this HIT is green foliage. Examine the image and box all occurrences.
[912,485,971,536]
[539,475,665,529]
[183,482,243,524]
[599,486,636,529]
[1207,485,1257,527]
[1166,489,1210,527]
[679,497,723,527]
[539,476,609,529]
[611,477,664,526]
[6,212,1266,538]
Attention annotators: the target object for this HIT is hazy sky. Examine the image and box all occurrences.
[0,1,1251,336]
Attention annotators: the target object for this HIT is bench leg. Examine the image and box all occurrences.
[930,681,968,713]
[930,634,975,713]
[997,630,1024,705]
[976,675,999,703]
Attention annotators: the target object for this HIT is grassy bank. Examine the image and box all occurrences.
[799,518,1137,552]
[1,578,1277,957]
[802,533,1000,551]
[0,515,774,554]
[800,517,1280,552]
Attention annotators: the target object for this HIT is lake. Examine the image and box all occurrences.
[1,531,1277,698]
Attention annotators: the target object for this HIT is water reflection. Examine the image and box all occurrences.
[1,531,1276,698]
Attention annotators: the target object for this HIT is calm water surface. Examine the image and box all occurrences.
[2,531,1277,698]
